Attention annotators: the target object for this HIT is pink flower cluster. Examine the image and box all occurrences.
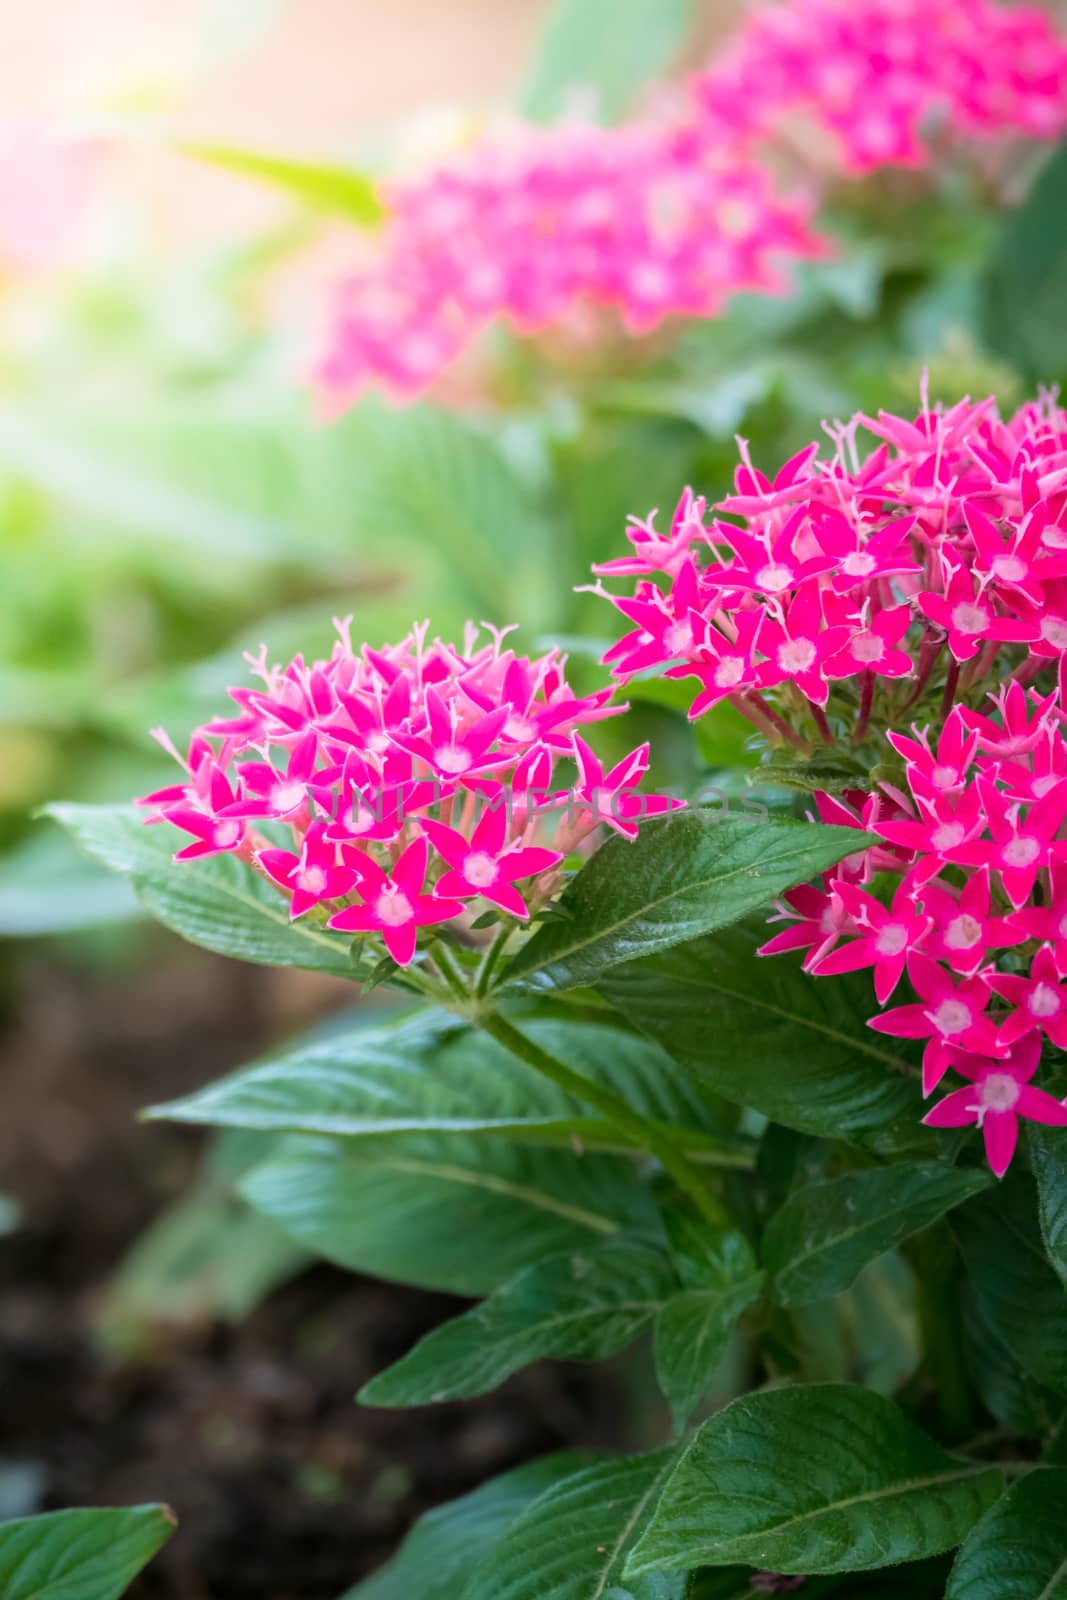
[760,683,1067,1177]
[317,0,1067,405]
[592,389,1067,746]
[693,0,1067,173]
[138,620,681,968]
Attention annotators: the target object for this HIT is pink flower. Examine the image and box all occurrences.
[918,870,1023,976]
[566,736,684,841]
[823,600,913,681]
[421,807,561,919]
[756,583,850,707]
[757,879,855,965]
[918,560,1037,663]
[868,953,1002,1095]
[812,879,931,1003]
[327,836,463,966]
[953,777,1067,909]
[990,945,1067,1050]
[257,821,361,919]
[1009,857,1067,974]
[923,1033,1067,1179]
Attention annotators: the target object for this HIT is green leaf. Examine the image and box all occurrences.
[47,804,354,978]
[653,1223,762,1434]
[178,141,384,225]
[147,1009,737,1158]
[599,916,928,1154]
[981,139,1067,381]
[241,1133,659,1296]
[955,1180,1067,1398]
[463,1449,686,1600]
[342,1454,596,1600]
[947,1469,1067,1600]
[0,1505,176,1600]
[764,1162,992,1307]
[625,1384,1002,1579]
[360,1242,674,1406]
[1028,1125,1067,1290]
[503,814,868,994]
[522,0,694,124]
[961,1280,1064,1437]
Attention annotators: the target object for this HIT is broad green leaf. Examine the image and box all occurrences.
[0,1505,176,1600]
[360,1242,674,1406]
[947,1469,1067,1600]
[599,916,928,1154]
[981,139,1067,380]
[522,0,695,124]
[0,827,140,936]
[463,1449,685,1600]
[625,1384,1002,1579]
[653,1216,763,1433]
[764,1162,992,1307]
[504,814,867,994]
[1029,1125,1067,1290]
[241,1134,659,1296]
[955,1181,1067,1398]
[342,1453,596,1600]
[48,804,354,979]
[147,1009,737,1157]
[961,1280,1064,1438]
[178,141,384,225]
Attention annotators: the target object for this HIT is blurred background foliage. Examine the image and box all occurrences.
[1,0,1065,1351]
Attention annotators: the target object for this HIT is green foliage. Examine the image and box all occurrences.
[0,1505,176,1600]
[946,1470,1067,1600]
[598,916,929,1152]
[625,1385,1003,1579]
[763,1162,992,1307]
[504,813,868,993]
[653,1220,763,1433]
[522,0,695,124]
[981,140,1067,383]
[178,141,385,225]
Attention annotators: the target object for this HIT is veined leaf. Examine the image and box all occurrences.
[955,1180,1067,1398]
[360,1242,674,1406]
[179,141,384,225]
[147,1009,735,1155]
[463,1449,686,1600]
[342,1453,596,1600]
[0,1505,176,1600]
[504,814,868,994]
[625,1385,1002,1578]
[764,1162,992,1307]
[241,1134,659,1296]
[47,804,354,978]
[1029,1125,1067,1290]
[947,1469,1067,1600]
[599,916,929,1154]
[523,0,695,124]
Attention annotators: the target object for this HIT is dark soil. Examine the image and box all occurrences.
[0,940,631,1599]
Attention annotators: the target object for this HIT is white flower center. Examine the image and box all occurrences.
[932,998,972,1036]
[714,656,745,687]
[932,821,965,850]
[272,780,306,813]
[1029,982,1061,1019]
[950,602,990,635]
[991,554,1027,583]
[1044,524,1067,550]
[932,764,959,789]
[297,865,327,895]
[664,621,694,656]
[757,562,794,594]
[1002,836,1040,869]
[980,1072,1021,1113]
[1041,616,1067,649]
[945,913,982,951]
[215,820,242,847]
[505,715,536,741]
[851,632,885,664]
[875,923,908,957]
[841,549,876,576]
[777,638,817,674]
[375,888,414,927]
[435,744,473,774]
[464,851,500,888]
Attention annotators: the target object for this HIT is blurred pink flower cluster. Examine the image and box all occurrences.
[591,389,1067,742]
[139,620,681,967]
[317,0,1067,407]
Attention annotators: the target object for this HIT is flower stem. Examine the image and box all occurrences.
[476,924,514,998]
[477,1009,729,1226]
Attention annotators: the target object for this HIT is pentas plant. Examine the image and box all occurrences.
[317,0,1067,404]
[51,398,1067,1597]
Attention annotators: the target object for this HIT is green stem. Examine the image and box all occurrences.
[478,1009,729,1226]
[476,924,514,998]
[432,942,471,1001]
